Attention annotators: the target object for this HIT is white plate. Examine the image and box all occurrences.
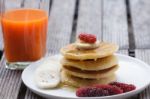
[22,54,150,99]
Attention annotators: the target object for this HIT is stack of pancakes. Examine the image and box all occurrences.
[60,42,119,87]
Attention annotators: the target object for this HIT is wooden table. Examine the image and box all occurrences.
[0,0,150,99]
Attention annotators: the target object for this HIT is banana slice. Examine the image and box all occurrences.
[76,40,100,50]
[34,60,61,89]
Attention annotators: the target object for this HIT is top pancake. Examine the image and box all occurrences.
[60,42,119,60]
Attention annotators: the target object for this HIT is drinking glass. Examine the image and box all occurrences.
[0,0,49,70]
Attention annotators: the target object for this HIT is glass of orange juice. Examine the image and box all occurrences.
[0,0,49,69]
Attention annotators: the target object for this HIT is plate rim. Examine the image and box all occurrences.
[21,53,150,99]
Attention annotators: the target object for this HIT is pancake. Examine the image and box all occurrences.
[62,65,119,79]
[61,55,118,71]
[60,42,119,60]
[61,71,116,87]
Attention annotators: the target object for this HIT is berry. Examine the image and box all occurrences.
[76,85,123,97]
[109,82,136,92]
[76,87,109,97]
[93,85,123,95]
[78,33,97,43]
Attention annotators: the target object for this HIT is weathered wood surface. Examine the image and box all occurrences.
[76,0,102,39]
[130,0,150,49]
[46,0,75,54]
[76,0,128,49]
[0,28,3,51]
[103,0,129,49]
[23,0,41,8]
[23,0,50,13]
[4,0,22,10]
[25,89,43,99]
[0,56,22,99]
[135,50,150,99]
[118,50,128,55]
[39,0,51,15]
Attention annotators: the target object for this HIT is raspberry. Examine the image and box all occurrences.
[78,33,97,43]
[76,87,109,97]
[76,85,123,97]
[109,82,136,92]
[94,85,123,95]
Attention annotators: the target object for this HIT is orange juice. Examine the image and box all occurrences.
[1,9,48,62]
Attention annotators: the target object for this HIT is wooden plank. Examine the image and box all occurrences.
[23,0,41,8]
[76,0,128,49]
[139,86,150,99]
[25,89,44,99]
[103,0,129,49]
[46,0,76,54]
[0,0,3,12]
[76,0,102,39]
[130,0,150,48]
[135,50,150,99]
[39,0,51,14]
[0,28,3,51]
[23,0,50,15]
[4,0,22,10]
[24,0,76,98]
[0,56,22,99]
[118,50,128,55]
[135,50,150,65]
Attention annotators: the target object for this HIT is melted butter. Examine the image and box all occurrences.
[75,40,100,50]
